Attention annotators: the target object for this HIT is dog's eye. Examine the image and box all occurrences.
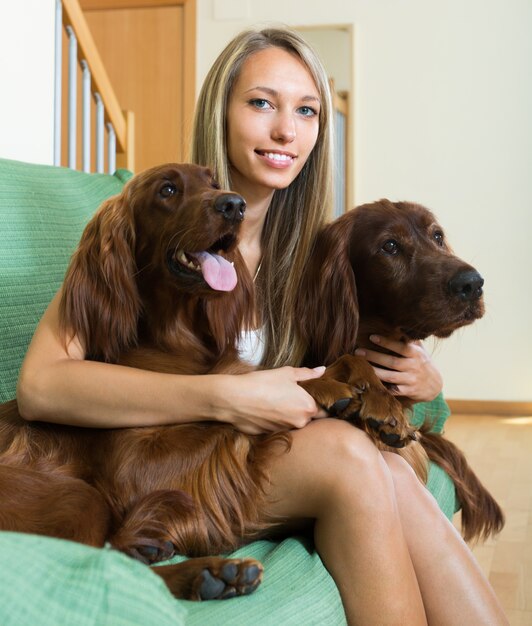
[433,230,444,246]
[159,183,177,198]
[211,180,221,190]
[382,240,399,255]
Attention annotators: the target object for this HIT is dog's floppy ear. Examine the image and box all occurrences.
[60,192,141,362]
[298,214,359,365]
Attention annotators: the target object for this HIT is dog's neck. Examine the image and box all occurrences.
[131,265,255,374]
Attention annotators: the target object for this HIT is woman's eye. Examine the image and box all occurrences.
[249,98,272,110]
[297,105,318,117]
[159,183,177,198]
[433,230,444,246]
[382,240,399,255]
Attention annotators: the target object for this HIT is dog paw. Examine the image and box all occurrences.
[328,397,353,414]
[369,420,419,448]
[128,539,176,564]
[195,559,263,600]
[327,386,418,448]
[357,392,418,448]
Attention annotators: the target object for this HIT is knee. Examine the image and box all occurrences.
[307,419,384,469]
[383,451,432,500]
[383,451,456,538]
[268,420,402,520]
[301,420,395,498]
[383,451,419,483]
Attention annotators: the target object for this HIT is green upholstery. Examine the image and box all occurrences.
[0,157,457,625]
[0,157,133,403]
[411,394,451,434]
[0,533,345,626]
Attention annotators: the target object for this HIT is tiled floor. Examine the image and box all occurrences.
[445,413,532,626]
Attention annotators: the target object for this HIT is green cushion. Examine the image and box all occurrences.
[0,157,132,403]
[411,392,451,433]
[0,532,345,626]
[0,157,458,624]
[0,532,187,626]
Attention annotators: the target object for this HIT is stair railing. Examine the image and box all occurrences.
[53,0,134,173]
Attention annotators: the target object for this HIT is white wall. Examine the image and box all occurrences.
[198,0,532,402]
[0,1,55,165]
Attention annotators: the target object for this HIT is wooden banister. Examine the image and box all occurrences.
[61,0,134,170]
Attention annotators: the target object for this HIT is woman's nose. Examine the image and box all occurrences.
[271,113,296,143]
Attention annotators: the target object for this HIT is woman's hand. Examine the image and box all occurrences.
[215,366,328,435]
[355,335,443,402]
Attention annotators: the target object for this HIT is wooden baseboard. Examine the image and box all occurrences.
[447,399,532,416]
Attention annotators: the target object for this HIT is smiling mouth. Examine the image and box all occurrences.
[255,150,296,163]
[168,233,238,291]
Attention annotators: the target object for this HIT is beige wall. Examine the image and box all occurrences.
[198,0,532,402]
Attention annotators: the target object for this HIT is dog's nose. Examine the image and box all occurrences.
[448,270,484,301]
[214,194,246,223]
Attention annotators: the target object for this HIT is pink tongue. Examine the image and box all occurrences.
[188,251,237,291]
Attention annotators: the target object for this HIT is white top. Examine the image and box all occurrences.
[238,326,266,366]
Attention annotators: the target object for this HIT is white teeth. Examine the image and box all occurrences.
[178,250,200,271]
[264,152,292,161]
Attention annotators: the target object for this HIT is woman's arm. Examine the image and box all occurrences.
[17,290,326,431]
[355,335,443,402]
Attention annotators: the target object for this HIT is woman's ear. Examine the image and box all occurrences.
[297,216,359,365]
[59,192,141,362]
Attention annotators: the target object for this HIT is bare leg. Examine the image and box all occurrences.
[265,419,427,626]
[382,452,508,626]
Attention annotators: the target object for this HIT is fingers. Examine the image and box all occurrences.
[370,333,407,354]
[355,336,428,372]
[289,367,328,420]
[293,367,329,416]
[227,367,327,434]
[370,365,409,385]
[354,335,443,402]
[290,365,326,381]
[354,346,407,372]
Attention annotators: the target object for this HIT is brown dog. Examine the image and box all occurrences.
[297,199,504,542]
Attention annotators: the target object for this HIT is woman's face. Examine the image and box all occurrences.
[226,46,321,202]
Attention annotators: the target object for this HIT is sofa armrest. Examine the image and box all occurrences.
[410,392,451,434]
[0,157,132,402]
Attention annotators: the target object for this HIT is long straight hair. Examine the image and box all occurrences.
[190,27,334,367]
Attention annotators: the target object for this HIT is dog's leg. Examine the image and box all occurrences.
[110,489,264,600]
[0,464,110,546]
[300,354,419,448]
[109,489,196,564]
[153,556,263,600]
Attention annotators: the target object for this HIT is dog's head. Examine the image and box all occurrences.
[60,163,253,362]
[299,199,484,365]
[125,163,246,294]
[346,200,484,340]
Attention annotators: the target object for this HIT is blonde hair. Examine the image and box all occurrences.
[190,26,334,367]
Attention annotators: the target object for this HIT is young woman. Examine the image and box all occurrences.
[17,27,507,626]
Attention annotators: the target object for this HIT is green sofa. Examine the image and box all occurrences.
[0,157,457,625]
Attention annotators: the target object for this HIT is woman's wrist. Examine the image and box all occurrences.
[186,373,235,424]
